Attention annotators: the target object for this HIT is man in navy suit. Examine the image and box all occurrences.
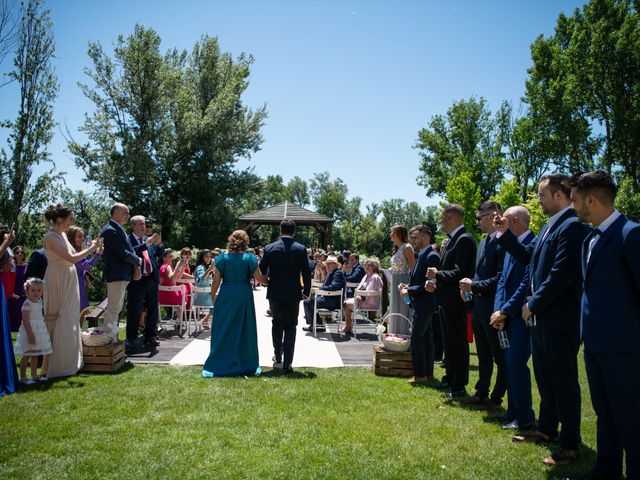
[25,248,47,280]
[459,201,505,412]
[571,171,640,479]
[399,224,440,385]
[100,203,142,341]
[426,204,477,398]
[495,174,589,466]
[259,219,311,373]
[490,206,536,431]
[303,255,345,333]
[126,215,163,352]
[344,254,365,297]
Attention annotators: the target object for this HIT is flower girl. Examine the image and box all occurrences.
[14,278,53,383]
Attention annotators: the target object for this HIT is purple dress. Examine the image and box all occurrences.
[8,264,26,332]
[75,253,101,311]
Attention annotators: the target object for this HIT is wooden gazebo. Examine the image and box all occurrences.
[237,201,332,249]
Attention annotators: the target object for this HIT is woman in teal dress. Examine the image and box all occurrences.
[202,230,267,377]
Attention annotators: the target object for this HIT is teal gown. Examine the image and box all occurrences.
[202,253,261,377]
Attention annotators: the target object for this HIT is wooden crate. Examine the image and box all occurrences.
[82,342,126,373]
[372,344,414,377]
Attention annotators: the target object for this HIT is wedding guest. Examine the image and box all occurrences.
[303,255,345,332]
[342,258,383,335]
[193,249,215,329]
[158,249,189,322]
[389,224,415,336]
[67,225,104,312]
[25,247,47,280]
[343,253,365,298]
[8,246,27,331]
[0,225,17,396]
[42,204,98,379]
[13,278,52,384]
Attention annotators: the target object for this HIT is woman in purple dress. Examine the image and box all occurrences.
[66,226,104,311]
[8,246,27,331]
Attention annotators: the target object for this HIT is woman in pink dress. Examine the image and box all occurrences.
[342,258,384,335]
[158,249,189,319]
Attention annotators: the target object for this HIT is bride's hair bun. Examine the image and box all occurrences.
[44,204,72,223]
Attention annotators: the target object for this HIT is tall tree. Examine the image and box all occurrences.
[0,0,18,71]
[0,0,58,231]
[416,97,509,200]
[68,26,266,246]
[308,171,349,221]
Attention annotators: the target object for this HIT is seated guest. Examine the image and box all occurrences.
[158,249,189,321]
[8,246,27,331]
[342,258,383,335]
[193,249,216,329]
[303,255,345,332]
[67,225,104,312]
[313,250,327,282]
[343,253,365,298]
[178,247,195,306]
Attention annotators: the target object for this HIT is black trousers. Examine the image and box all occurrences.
[269,300,300,368]
[584,347,640,479]
[439,305,469,392]
[126,275,159,342]
[432,310,444,362]
[471,311,506,403]
[530,327,581,450]
[410,310,434,377]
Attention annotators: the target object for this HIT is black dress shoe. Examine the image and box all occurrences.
[144,337,160,347]
[303,324,325,332]
[463,394,487,405]
[283,365,294,374]
[435,380,450,390]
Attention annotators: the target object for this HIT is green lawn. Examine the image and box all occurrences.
[1,349,597,479]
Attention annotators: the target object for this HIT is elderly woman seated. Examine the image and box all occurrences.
[341,258,383,335]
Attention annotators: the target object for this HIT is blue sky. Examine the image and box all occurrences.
[0,0,587,209]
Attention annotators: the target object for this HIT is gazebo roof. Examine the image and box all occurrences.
[237,201,331,225]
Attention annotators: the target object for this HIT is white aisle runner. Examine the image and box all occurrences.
[169,288,344,368]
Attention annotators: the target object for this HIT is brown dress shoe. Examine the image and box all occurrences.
[463,394,487,405]
[512,430,556,444]
[541,448,578,466]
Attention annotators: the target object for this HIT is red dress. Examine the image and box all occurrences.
[158,264,186,306]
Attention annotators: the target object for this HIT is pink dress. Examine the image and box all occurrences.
[158,264,186,306]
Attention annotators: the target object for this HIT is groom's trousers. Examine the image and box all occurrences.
[269,300,300,367]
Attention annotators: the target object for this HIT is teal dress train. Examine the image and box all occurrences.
[202,253,261,377]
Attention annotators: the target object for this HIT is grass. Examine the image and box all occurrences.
[1,346,598,480]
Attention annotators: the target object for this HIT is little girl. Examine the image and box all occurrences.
[14,277,53,384]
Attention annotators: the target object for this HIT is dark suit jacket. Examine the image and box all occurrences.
[498,208,589,334]
[435,227,477,310]
[25,248,47,280]
[408,245,440,313]
[494,231,536,323]
[581,215,640,353]
[344,263,365,295]
[128,233,163,284]
[100,219,140,282]
[317,268,345,310]
[259,236,311,301]
[471,235,505,318]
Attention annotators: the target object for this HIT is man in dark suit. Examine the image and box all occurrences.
[459,201,505,412]
[25,248,47,280]
[100,203,142,342]
[495,174,589,467]
[126,215,163,352]
[399,224,440,385]
[490,206,536,431]
[571,171,640,479]
[259,219,311,373]
[426,203,477,398]
[303,255,345,333]
[343,254,365,298]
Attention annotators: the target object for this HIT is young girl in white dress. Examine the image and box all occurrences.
[14,277,53,384]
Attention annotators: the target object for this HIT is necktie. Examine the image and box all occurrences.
[140,237,152,275]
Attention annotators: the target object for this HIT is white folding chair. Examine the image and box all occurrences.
[190,286,212,334]
[158,285,186,337]
[176,277,195,333]
[353,289,382,338]
[313,288,344,337]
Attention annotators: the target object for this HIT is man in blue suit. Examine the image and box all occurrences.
[490,206,536,431]
[571,171,640,480]
[460,201,505,412]
[126,215,163,352]
[495,174,589,466]
[399,224,440,385]
[259,219,311,373]
[25,248,47,280]
[344,254,365,298]
[100,203,142,341]
[303,255,345,333]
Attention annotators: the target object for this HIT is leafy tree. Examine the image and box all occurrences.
[444,171,482,241]
[492,178,522,211]
[416,97,509,200]
[0,0,18,71]
[286,176,310,207]
[522,191,546,235]
[308,171,349,221]
[0,0,58,232]
[615,175,640,221]
[68,25,266,247]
